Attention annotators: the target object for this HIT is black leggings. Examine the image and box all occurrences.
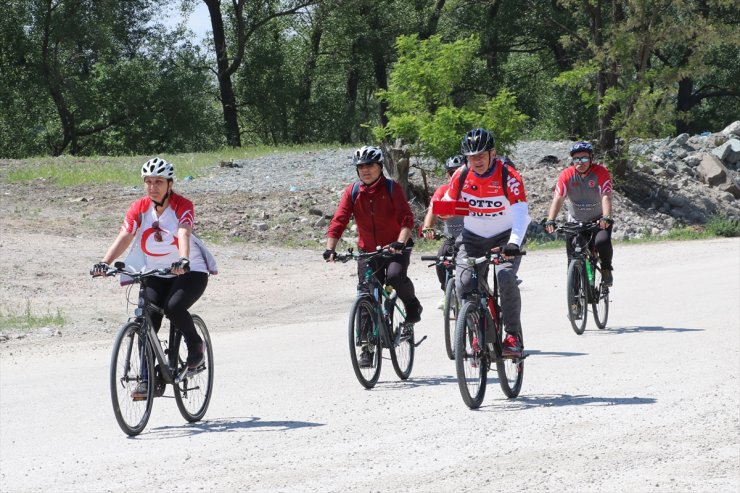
[143,272,208,350]
[565,225,613,270]
[357,250,417,305]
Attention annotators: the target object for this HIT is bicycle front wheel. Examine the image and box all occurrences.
[454,301,487,409]
[348,297,382,389]
[110,322,154,436]
[173,315,214,422]
[567,260,589,335]
[388,298,414,380]
[592,268,610,329]
[443,278,458,360]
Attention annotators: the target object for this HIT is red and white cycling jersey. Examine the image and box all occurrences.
[121,192,216,275]
[444,160,530,244]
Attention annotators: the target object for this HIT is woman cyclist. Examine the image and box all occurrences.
[91,157,217,398]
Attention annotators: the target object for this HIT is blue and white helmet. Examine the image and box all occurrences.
[445,155,466,171]
[141,157,175,179]
[570,141,594,156]
[352,146,383,166]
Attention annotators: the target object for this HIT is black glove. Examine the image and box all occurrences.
[601,215,614,226]
[91,262,110,276]
[544,219,557,229]
[389,241,406,252]
[171,257,190,272]
[323,249,336,261]
[502,243,520,256]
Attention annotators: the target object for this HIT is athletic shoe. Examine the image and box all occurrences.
[405,299,423,324]
[502,334,523,356]
[359,347,374,368]
[601,269,613,287]
[131,382,148,401]
[187,342,205,370]
[437,296,446,310]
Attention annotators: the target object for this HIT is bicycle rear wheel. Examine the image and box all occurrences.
[173,315,214,422]
[348,296,382,388]
[388,297,414,380]
[454,301,487,409]
[567,259,588,335]
[443,278,458,360]
[110,322,154,436]
[592,268,610,329]
[495,318,524,398]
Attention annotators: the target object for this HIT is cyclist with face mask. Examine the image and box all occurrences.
[544,141,614,286]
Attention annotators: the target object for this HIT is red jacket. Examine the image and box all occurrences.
[327,176,414,251]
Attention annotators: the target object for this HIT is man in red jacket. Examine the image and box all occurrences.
[324,145,423,326]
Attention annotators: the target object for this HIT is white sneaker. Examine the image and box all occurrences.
[437,296,445,310]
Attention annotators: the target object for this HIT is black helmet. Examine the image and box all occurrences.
[352,146,383,166]
[461,128,495,156]
[445,155,466,171]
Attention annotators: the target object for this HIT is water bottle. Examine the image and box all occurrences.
[585,259,593,284]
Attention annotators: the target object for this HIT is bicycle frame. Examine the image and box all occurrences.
[133,287,193,386]
[462,256,504,358]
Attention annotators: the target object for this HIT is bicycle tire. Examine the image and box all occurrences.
[443,278,458,360]
[110,322,154,436]
[494,311,524,398]
[348,296,382,388]
[454,301,487,409]
[567,259,589,335]
[388,297,414,380]
[592,268,610,329]
[173,315,214,422]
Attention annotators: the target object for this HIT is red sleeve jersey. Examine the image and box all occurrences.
[326,176,414,251]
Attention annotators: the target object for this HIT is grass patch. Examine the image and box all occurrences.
[0,300,65,332]
[4,143,349,187]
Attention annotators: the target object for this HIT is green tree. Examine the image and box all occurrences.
[375,34,528,165]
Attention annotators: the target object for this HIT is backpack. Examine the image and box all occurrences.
[350,178,394,204]
[455,157,513,201]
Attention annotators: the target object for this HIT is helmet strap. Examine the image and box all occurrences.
[151,183,172,208]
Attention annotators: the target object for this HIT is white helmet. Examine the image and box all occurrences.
[141,157,175,179]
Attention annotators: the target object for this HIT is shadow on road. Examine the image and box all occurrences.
[371,374,458,391]
[142,417,325,439]
[478,393,656,412]
[524,349,588,357]
[591,325,703,335]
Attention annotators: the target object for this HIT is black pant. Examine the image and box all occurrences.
[435,237,457,290]
[565,224,613,270]
[143,272,208,350]
[357,250,417,306]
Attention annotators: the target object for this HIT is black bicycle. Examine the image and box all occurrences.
[454,250,526,409]
[93,262,214,436]
[336,248,427,389]
[421,240,458,360]
[559,222,610,334]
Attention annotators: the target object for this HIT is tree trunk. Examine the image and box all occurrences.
[341,41,360,144]
[293,6,325,142]
[418,0,446,40]
[204,0,241,147]
[373,51,388,128]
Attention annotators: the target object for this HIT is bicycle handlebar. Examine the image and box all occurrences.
[556,221,601,235]
[462,249,526,267]
[334,247,413,263]
[91,261,172,280]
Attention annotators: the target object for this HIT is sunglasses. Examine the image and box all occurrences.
[152,221,163,242]
[572,156,591,164]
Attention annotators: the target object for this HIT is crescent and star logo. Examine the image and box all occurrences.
[141,228,179,256]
